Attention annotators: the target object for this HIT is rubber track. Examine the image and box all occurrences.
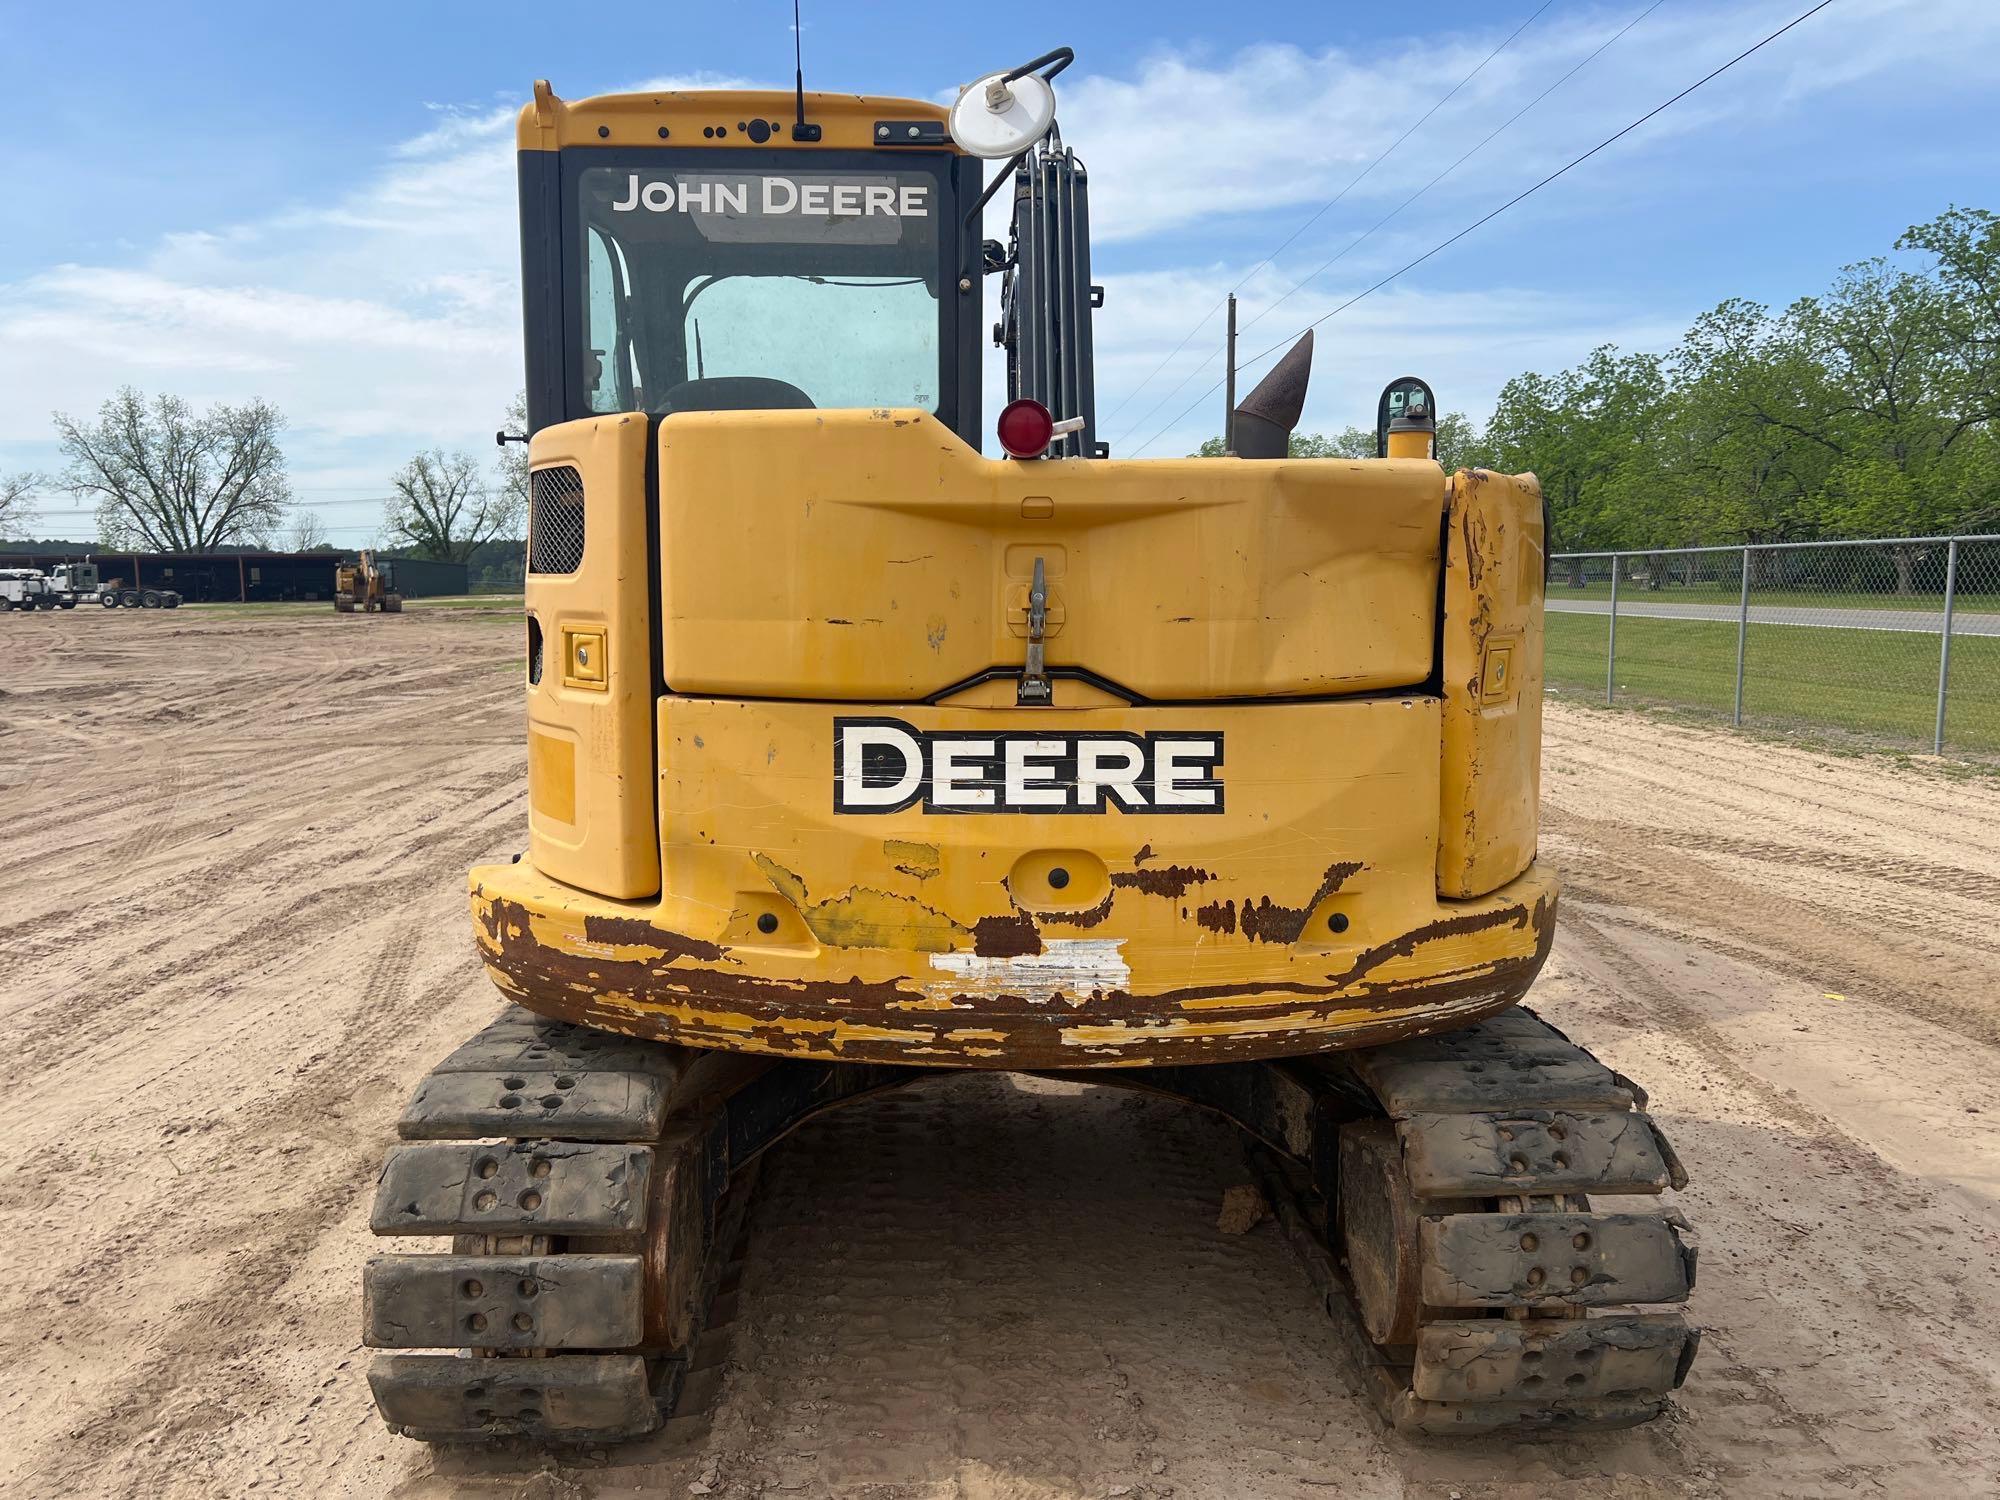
[1263,1007,1700,1436]
[364,1008,740,1444]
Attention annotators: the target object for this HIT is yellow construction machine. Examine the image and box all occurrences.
[334,550,403,613]
[362,52,1699,1445]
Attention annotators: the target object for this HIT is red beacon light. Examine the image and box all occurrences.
[996,398,1085,459]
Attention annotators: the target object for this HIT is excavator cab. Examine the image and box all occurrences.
[521,88,986,446]
[361,55,1700,1450]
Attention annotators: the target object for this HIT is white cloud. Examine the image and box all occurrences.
[1065,0,2000,244]
[0,73,744,534]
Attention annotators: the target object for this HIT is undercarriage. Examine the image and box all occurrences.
[365,1003,1697,1442]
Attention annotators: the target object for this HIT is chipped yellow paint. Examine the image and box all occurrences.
[1057,988,1515,1051]
[1437,469,1545,897]
[752,853,967,952]
[470,852,1557,1067]
[885,839,941,880]
[760,1015,937,1047]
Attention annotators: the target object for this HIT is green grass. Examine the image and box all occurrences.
[1545,611,2000,756]
[1546,579,2000,612]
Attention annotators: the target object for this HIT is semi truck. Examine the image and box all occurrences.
[51,561,181,609]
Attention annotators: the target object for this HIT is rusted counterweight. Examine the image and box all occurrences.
[469,867,1559,1069]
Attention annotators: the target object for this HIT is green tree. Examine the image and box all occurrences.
[1435,412,1490,473]
[1792,255,1992,588]
[1190,411,1485,465]
[0,472,36,539]
[55,388,290,551]
[1898,205,2000,425]
[1486,347,1671,563]
[1666,298,1831,559]
[385,450,524,564]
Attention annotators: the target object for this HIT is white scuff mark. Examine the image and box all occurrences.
[927,939,1130,1004]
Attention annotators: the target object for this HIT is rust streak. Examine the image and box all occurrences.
[972,913,1043,958]
[1328,898,1545,991]
[583,912,727,964]
[1239,896,1308,944]
[1041,891,1114,929]
[1110,864,1213,899]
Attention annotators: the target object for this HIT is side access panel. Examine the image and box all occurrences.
[1437,469,1545,898]
[524,415,659,898]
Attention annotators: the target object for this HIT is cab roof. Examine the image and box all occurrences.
[517,85,959,154]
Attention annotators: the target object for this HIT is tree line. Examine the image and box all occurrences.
[1194,206,1999,591]
[0,391,528,565]
[1486,205,1999,590]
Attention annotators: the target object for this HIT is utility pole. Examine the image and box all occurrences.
[1224,294,1237,454]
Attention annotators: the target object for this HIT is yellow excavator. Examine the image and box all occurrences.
[334,550,402,613]
[362,52,1698,1445]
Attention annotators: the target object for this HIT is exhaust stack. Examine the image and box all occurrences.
[1230,331,1313,459]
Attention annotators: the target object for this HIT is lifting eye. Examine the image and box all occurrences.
[527,616,544,685]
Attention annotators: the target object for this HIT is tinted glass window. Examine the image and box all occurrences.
[574,161,946,416]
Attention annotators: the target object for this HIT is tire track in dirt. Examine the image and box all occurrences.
[0,608,529,1500]
[1539,710,2000,1047]
[1545,704,2000,831]
[1536,907,2000,1494]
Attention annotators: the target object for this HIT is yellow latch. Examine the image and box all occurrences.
[563,627,607,690]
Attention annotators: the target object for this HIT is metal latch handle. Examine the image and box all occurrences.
[1019,556,1052,705]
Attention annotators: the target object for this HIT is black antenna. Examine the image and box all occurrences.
[790,1,820,141]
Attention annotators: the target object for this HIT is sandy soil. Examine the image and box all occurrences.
[2,607,1997,1500]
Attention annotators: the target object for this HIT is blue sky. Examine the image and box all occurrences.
[3,0,1997,544]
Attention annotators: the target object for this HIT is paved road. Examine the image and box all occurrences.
[1547,596,2000,636]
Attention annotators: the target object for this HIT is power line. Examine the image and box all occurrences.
[1234,0,1669,342]
[1104,1,1555,444]
[1125,0,1666,455]
[1130,0,1840,458]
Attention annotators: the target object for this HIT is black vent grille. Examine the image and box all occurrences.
[528,466,585,575]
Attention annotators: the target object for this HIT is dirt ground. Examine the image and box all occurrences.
[2,606,1997,1500]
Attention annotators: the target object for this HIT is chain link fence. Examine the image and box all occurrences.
[1545,535,2000,760]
